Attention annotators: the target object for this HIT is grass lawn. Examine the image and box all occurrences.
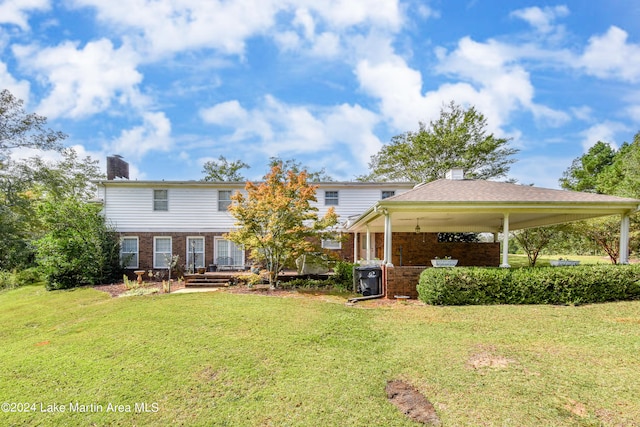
[1,285,639,426]
[508,253,611,268]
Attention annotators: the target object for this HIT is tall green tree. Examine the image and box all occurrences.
[601,132,640,198]
[361,101,518,182]
[0,90,102,270]
[559,141,616,193]
[558,132,640,263]
[225,163,338,288]
[35,196,121,290]
[0,89,65,164]
[201,155,250,181]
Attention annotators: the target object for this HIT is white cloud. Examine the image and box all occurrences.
[302,0,401,30]
[570,106,593,121]
[0,0,50,30]
[415,4,439,20]
[530,104,571,127]
[578,26,640,82]
[356,34,569,134]
[200,96,382,174]
[273,30,302,52]
[324,103,382,165]
[67,0,401,60]
[579,121,630,151]
[200,100,249,126]
[0,61,31,105]
[69,0,280,58]
[13,39,143,119]
[293,7,315,39]
[109,112,172,158]
[510,5,569,34]
[310,32,341,57]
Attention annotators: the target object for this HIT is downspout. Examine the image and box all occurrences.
[347,293,384,303]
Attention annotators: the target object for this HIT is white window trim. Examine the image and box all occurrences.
[325,190,339,206]
[186,236,206,269]
[120,236,139,269]
[321,239,342,250]
[153,189,169,212]
[153,236,172,269]
[381,190,395,200]
[214,236,245,268]
[218,190,232,211]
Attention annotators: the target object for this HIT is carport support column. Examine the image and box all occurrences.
[384,211,393,266]
[366,225,371,262]
[353,232,358,264]
[500,213,511,268]
[620,213,630,265]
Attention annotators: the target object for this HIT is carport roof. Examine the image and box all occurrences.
[347,179,640,233]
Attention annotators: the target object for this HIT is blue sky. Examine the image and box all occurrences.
[2,0,639,188]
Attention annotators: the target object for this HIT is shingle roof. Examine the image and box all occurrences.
[384,179,640,204]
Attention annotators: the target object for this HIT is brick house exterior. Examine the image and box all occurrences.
[99,160,638,298]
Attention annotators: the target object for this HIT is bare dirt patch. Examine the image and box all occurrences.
[563,398,588,418]
[385,380,441,425]
[467,345,516,370]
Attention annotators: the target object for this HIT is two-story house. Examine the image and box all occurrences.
[95,156,414,273]
[97,156,639,299]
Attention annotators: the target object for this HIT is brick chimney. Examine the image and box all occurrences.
[106,155,129,180]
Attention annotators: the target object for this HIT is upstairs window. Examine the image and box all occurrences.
[381,190,395,199]
[153,189,168,211]
[325,190,339,206]
[218,190,232,211]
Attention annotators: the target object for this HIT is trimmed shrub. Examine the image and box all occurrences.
[418,265,640,305]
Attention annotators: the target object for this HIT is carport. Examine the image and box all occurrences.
[348,170,640,268]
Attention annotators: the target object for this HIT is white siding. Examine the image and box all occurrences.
[312,187,409,221]
[103,186,241,232]
[101,183,411,232]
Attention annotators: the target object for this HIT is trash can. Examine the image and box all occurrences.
[355,266,382,296]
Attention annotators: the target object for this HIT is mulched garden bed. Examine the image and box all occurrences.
[93,281,185,297]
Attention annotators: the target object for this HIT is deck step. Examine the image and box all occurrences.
[185,282,229,288]
[184,274,235,287]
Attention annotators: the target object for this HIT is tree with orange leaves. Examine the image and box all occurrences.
[225,162,339,288]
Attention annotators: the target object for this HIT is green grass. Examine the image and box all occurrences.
[1,285,639,426]
[509,253,610,268]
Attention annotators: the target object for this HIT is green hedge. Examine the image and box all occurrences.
[417,265,640,305]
